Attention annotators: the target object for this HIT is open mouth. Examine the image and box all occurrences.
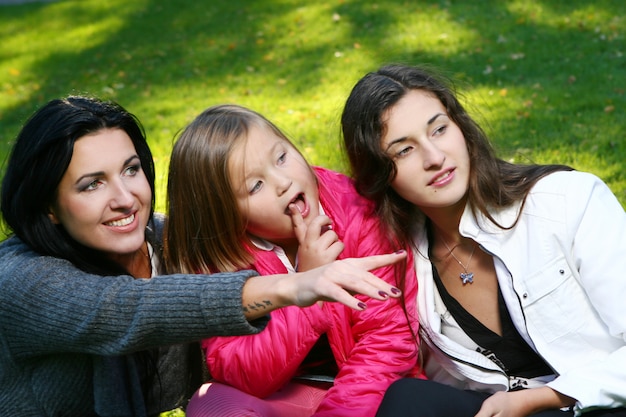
[105,213,135,227]
[285,193,306,215]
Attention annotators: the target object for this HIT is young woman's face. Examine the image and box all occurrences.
[229,123,319,245]
[381,89,470,212]
[49,128,152,256]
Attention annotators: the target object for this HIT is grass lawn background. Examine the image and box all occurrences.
[1,0,624,221]
[0,2,623,415]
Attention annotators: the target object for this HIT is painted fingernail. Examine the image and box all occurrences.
[358,302,368,310]
[378,290,389,298]
[390,287,401,295]
[394,249,406,254]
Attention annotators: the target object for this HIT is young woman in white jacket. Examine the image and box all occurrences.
[340,63,626,417]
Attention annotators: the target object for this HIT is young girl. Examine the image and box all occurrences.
[164,104,421,417]
[341,63,626,416]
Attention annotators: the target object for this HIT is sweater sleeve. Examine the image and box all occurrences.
[0,238,266,358]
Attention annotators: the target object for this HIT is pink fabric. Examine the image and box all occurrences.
[191,167,423,417]
[186,381,329,417]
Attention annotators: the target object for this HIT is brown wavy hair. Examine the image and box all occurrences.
[341,63,572,247]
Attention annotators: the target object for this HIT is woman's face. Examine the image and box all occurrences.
[381,89,470,212]
[228,123,319,246]
[49,128,152,256]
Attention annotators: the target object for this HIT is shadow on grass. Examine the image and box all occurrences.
[0,0,624,202]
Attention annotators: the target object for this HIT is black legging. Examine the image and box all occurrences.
[376,379,626,417]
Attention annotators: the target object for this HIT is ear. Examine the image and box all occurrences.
[47,207,60,224]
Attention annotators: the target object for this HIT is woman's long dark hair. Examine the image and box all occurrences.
[1,96,156,275]
[341,64,572,246]
[1,96,164,409]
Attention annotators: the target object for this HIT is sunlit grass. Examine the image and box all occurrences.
[0,1,623,414]
[1,0,624,219]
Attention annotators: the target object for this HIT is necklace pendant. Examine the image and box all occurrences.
[460,272,474,285]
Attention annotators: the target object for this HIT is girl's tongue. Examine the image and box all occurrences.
[290,194,309,217]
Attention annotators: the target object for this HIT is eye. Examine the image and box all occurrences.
[123,164,141,177]
[432,124,448,137]
[277,152,287,165]
[83,179,102,192]
[397,146,413,157]
[249,180,263,195]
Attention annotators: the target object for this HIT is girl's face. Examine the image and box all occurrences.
[49,128,152,257]
[381,89,470,213]
[228,123,319,246]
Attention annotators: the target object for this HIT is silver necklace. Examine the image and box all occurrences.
[441,238,476,285]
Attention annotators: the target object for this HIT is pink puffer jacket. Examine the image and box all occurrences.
[202,167,422,417]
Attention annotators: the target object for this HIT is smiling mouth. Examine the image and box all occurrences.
[285,193,306,215]
[430,170,452,185]
[105,213,135,227]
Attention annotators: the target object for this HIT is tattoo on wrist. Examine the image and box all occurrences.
[242,300,272,313]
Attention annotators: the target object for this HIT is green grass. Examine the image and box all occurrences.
[159,408,185,417]
[1,0,624,220]
[0,2,623,414]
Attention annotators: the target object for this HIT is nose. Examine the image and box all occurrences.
[109,179,135,209]
[422,141,446,170]
[272,170,292,196]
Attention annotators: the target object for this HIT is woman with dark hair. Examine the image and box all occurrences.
[0,95,406,416]
[341,64,626,416]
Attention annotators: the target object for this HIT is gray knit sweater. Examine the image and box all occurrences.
[0,219,266,416]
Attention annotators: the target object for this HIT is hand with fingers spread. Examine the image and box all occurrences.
[287,251,404,310]
[241,250,405,317]
[289,204,345,272]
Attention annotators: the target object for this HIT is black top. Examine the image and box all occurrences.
[432,265,553,379]
[426,222,553,381]
[297,333,339,382]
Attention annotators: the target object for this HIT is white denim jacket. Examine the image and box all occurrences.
[414,171,626,415]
